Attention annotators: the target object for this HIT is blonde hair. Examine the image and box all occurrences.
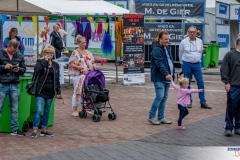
[75,35,85,44]
[152,30,163,43]
[43,44,55,55]
[178,78,189,87]
[38,29,46,38]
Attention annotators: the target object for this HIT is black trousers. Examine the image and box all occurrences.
[225,86,240,131]
[178,104,189,126]
[54,48,62,59]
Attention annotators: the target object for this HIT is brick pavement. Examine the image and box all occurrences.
[28,114,240,160]
[0,63,230,160]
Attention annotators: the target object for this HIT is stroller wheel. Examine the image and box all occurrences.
[108,113,115,120]
[79,111,84,118]
[92,114,100,122]
[112,114,117,120]
[83,111,87,118]
[94,109,102,116]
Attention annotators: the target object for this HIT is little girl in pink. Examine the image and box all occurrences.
[171,78,203,130]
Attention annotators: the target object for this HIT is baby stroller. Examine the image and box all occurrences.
[78,70,117,122]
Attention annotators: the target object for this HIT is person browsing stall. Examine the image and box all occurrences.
[2,27,25,55]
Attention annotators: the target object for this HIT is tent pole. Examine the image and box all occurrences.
[17,0,19,15]
[36,16,39,59]
[115,16,118,82]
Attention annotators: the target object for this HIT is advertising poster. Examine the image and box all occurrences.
[2,20,57,56]
[123,14,145,85]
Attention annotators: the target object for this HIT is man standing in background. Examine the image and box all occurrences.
[49,24,64,59]
[179,26,211,109]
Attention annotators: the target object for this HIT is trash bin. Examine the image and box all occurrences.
[203,45,211,68]
[27,96,55,128]
[0,76,32,133]
[209,44,221,68]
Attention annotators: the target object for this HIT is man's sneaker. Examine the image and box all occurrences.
[40,131,54,137]
[148,118,160,125]
[159,118,172,124]
[224,130,232,137]
[187,103,192,108]
[10,130,25,136]
[30,132,37,138]
[234,129,240,135]
[201,103,212,109]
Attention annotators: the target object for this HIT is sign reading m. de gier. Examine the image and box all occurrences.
[135,0,205,18]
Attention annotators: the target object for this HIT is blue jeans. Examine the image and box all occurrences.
[0,83,19,131]
[149,81,170,120]
[178,104,189,126]
[33,97,53,129]
[225,86,240,131]
[182,61,206,104]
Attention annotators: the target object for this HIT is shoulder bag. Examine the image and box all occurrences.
[26,72,39,95]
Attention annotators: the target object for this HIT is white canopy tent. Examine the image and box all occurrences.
[0,0,129,16]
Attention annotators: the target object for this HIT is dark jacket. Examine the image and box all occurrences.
[150,43,175,82]
[50,31,63,50]
[0,49,26,84]
[220,49,240,86]
[34,59,61,95]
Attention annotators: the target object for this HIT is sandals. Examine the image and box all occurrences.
[177,126,186,130]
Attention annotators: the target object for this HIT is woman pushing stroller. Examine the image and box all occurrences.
[68,35,98,116]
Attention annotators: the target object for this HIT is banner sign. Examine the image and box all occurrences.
[216,1,230,20]
[144,22,204,43]
[216,24,230,61]
[230,4,240,20]
[135,0,205,18]
[123,14,145,85]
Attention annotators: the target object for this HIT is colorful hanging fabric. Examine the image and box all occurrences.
[76,18,91,49]
[116,17,124,57]
[101,17,113,56]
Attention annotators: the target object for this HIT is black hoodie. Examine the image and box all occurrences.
[0,49,26,84]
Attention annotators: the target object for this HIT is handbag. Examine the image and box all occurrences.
[26,72,39,95]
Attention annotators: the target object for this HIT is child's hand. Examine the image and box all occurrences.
[199,89,203,92]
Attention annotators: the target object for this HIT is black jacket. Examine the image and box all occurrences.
[50,31,63,50]
[150,42,175,82]
[0,49,26,84]
[34,59,61,95]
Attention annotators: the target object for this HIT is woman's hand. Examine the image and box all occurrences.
[56,95,63,99]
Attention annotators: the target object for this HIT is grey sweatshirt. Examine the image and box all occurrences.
[220,49,240,86]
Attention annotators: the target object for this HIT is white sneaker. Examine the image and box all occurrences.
[73,111,79,117]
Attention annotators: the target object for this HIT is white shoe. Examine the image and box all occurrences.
[73,111,79,117]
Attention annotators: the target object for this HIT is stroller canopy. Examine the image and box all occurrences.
[84,70,106,88]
